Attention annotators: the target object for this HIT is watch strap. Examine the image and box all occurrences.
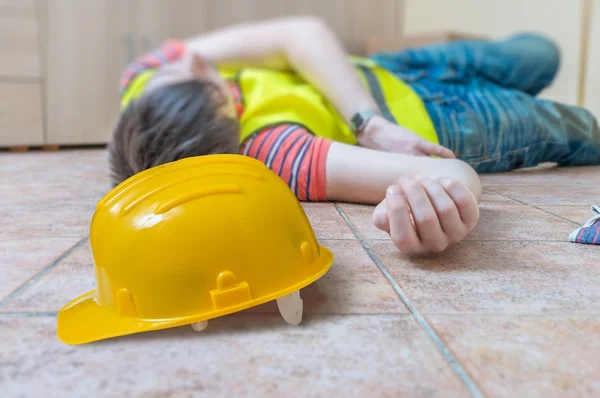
[350,110,380,133]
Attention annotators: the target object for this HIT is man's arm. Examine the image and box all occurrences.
[243,126,480,255]
[325,141,482,204]
[185,17,377,122]
[326,141,481,255]
[186,17,453,158]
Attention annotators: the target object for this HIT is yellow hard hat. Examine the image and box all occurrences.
[57,155,333,345]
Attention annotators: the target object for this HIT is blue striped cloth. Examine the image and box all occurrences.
[569,206,600,245]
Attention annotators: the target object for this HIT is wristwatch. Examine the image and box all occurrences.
[350,110,380,134]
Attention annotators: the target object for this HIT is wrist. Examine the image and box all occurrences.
[350,110,380,135]
[356,115,388,146]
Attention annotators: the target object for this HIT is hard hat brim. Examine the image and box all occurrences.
[57,246,334,345]
[56,290,177,345]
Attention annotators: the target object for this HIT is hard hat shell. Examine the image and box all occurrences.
[57,155,333,344]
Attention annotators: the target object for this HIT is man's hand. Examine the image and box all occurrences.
[373,177,479,254]
[358,115,456,159]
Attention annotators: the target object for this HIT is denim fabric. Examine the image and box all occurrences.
[370,34,600,172]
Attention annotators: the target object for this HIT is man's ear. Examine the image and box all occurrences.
[191,53,210,76]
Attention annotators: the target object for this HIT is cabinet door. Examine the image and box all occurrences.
[42,0,131,145]
[0,0,41,78]
[583,0,600,117]
[0,83,44,146]
[287,0,402,55]
[134,0,210,53]
[135,0,402,56]
[403,0,584,105]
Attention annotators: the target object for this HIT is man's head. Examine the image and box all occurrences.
[109,54,240,187]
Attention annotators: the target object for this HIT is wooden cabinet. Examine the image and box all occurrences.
[133,0,209,54]
[0,83,44,145]
[42,0,130,145]
[0,0,41,78]
[0,0,43,147]
[133,0,402,59]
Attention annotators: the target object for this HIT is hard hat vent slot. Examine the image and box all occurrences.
[210,271,252,310]
[99,156,264,210]
[119,172,262,216]
[155,184,242,214]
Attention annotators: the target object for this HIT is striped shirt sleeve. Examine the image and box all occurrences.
[240,125,331,202]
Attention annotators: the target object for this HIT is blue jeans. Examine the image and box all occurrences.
[370,34,600,172]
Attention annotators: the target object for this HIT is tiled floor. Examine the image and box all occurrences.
[1,150,599,397]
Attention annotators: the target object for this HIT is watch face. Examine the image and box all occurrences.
[351,113,365,130]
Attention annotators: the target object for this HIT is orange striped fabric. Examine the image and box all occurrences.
[239,124,331,202]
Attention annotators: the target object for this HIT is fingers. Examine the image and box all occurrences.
[417,141,456,159]
[440,178,480,231]
[372,199,390,233]
[374,177,479,255]
[385,186,422,253]
[399,142,428,157]
[419,178,465,244]
[398,178,448,253]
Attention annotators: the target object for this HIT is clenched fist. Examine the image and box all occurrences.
[373,177,479,254]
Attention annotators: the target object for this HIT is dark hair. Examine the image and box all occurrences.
[108,79,240,187]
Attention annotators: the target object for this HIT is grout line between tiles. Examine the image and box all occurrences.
[0,312,58,318]
[486,189,581,226]
[529,206,581,226]
[366,239,571,243]
[334,204,484,398]
[0,236,89,309]
[423,313,600,318]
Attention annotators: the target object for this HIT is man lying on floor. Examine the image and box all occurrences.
[110,17,600,255]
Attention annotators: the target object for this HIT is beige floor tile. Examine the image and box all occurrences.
[479,189,523,205]
[0,238,83,303]
[301,240,407,314]
[469,205,576,241]
[429,316,600,397]
[480,165,600,185]
[0,150,110,205]
[337,203,388,240]
[489,184,598,206]
[0,315,468,397]
[537,206,595,225]
[370,241,600,314]
[3,151,598,396]
[301,203,355,239]
[0,180,108,206]
[1,243,95,313]
[0,202,94,240]
[0,149,107,178]
[5,240,408,315]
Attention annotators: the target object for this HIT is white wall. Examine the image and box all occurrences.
[584,0,600,117]
[403,0,584,105]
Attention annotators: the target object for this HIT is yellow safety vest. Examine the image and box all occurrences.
[121,57,438,145]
